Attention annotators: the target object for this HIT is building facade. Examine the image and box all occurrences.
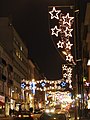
[83,2,90,110]
[0,17,28,116]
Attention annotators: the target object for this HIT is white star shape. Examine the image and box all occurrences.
[66,41,73,50]
[67,67,72,73]
[51,26,61,37]
[62,13,74,27]
[49,7,61,19]
[63,73,67,78]
[62,65,67,70]
[66,54,73,62]
[57,40,64,48]
[68,73,72,78]
[64,27,73,37]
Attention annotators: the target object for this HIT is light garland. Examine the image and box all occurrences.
[49,6,74,63]
[62,64,73,89]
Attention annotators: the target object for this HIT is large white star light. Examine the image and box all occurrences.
[66,41,73,50]
[66,54,73,62]
[49,7,61,19]
[51,26,61,37]
[64,27,73,37]
[57,40,64,48]
[62,13,74,27]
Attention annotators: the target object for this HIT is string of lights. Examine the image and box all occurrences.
[48,6,75,90]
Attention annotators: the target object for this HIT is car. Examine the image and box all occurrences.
[39,112,67,120]
[13,111,34,120]
[34,109,42,114]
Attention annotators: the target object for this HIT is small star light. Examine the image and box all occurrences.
[64,27,73,37]
[66,41,73,50]
[61,81,66,87]
[63,73,67,78]
[66,54,73,62]
[67,67,72,73]
[51,26,61,37]
[62,65,67,70]
[68,73,72,78]
[57,40,64,48]
[62,13,74,27]
[41,82,46,87]
[49,7,61,19]
[21,83,26,89]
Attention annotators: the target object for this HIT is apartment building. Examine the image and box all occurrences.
[84,2,90,109]
[0,17,28,116]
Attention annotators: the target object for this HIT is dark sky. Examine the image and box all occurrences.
[0,0,76,80]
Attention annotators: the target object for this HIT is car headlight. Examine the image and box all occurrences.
[18,114,21,117]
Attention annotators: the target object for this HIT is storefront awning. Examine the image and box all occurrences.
[0,101,5,106]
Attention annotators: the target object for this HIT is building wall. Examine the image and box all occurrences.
[84,3,90,81]
[0,17,29,114]
[0,17,13,58]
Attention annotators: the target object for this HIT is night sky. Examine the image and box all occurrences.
[0,0,76,80]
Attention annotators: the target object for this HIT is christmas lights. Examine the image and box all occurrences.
[51,26,61,37]
[62,13,74,27]
[49,7,61,19]
[57,40,64,48]
[66,41,73,50]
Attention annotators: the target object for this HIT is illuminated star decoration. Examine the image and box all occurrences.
[66,54,73,62]
[63,73,67,78]
[60,81,66,87]
[51,26,61,37]
[62,64,73,89]
[21,82,26,89]
[57,40,64,48]
[64,27,73,37]
[41,82,46,87]
[49,7,61,19]
[62,13,74,27]
[67,67,72,73]
[66,41,73,50]
[62,65,67,70]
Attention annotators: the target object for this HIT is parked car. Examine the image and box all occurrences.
[39,112,67,120]
[13,111,34,120]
